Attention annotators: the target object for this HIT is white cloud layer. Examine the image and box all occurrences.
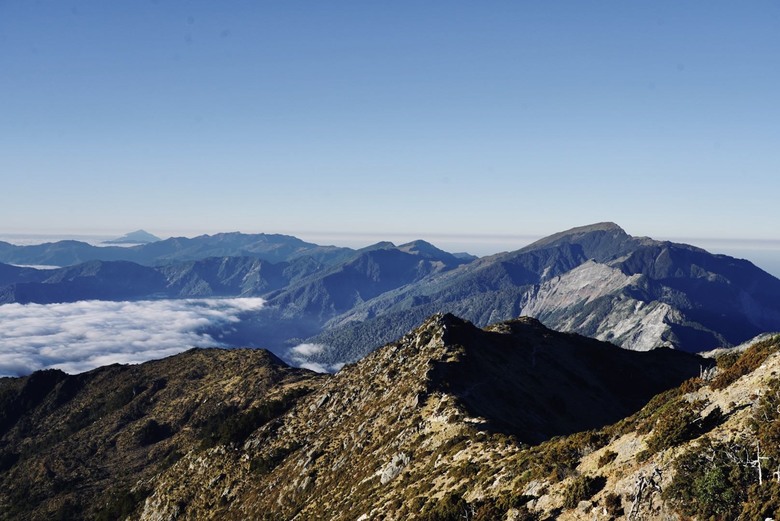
[0,298,265,377]
[296,361,345,374]
[288,342,344,374]
[290,343,325,357]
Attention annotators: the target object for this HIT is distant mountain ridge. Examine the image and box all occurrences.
[0,236,470,303]
[0,256,321,304]
[0,232,354,267]
[305,222,780,364]
[2,223,780,367]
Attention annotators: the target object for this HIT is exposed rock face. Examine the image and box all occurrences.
[380,453,411,485]
[521,260,682,351]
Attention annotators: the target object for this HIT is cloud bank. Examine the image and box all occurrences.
[0,298,265,377]
[290,343,326,357]
[288,342,345,374]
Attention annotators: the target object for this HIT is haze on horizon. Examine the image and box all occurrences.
[2,2,778,249]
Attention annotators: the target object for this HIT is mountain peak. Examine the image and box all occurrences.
[358,241,396,253]
[396,312,474,351]
[103,229,161,245]
[397,239,447,256]
[524,222,626,248]
[396,240,470,265]
[517,222,634,264]
[422,311,473,335]
[576,221,623,232]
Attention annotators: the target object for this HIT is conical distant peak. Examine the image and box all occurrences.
[399,239,435,248]
[103,229,161,244]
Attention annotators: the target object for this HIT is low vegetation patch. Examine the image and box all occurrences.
[603,492,623,517]
[750,379,780,462]
[643,399,705,454]
[663,377,780,520]
[136,418,173,446]
[199,387,310,448]
[610,387,682,437]
[417,493,533,521]
[419,492,470,521]
[663,438,752,519]
[522,430,609,483]
[710,335,780,390]
[597,450,617,467]
[250,444,301,475]
[95,486,152,521]
[562,474,605,509]
[741,482,780,520]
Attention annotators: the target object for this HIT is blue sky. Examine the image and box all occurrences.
[2,2,779,257]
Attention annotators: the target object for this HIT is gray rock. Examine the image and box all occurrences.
[380,453,410,485]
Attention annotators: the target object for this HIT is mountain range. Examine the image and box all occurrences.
[308,222,780,364]
[2,223,779,368]
[0,232,353,267]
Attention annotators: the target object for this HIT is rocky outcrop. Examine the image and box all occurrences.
[380,453,411,485]
[132,313,705,520]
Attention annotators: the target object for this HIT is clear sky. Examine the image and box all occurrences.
[2,2,779,253]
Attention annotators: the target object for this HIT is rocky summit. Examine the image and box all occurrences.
[1,313,718,520]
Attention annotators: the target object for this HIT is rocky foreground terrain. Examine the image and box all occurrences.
[0,349,322,520]
[7,313,780,519]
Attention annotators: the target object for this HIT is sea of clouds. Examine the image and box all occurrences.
[288,343,345,373]
[0,298,265,377]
